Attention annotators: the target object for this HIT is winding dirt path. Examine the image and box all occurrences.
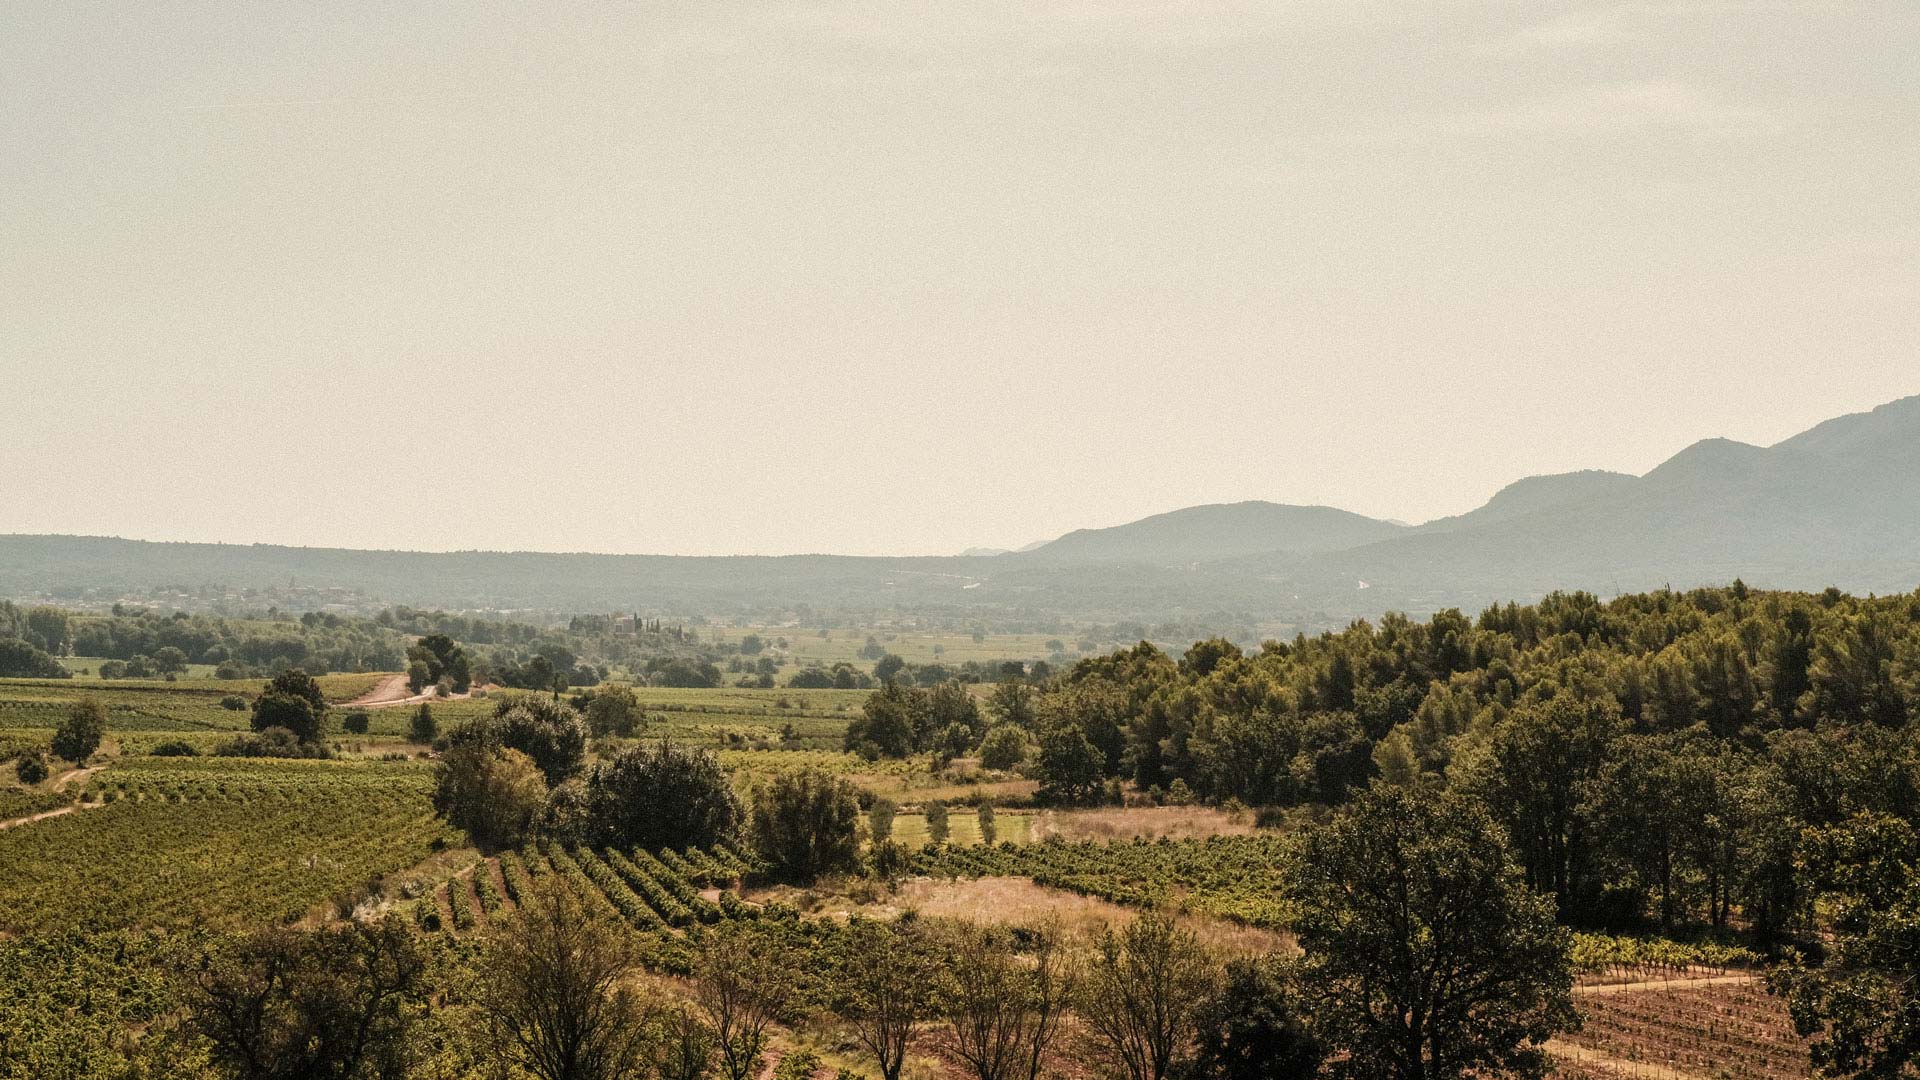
[52,765,101,792]
[338,673,480,710]
[0,801,103,831]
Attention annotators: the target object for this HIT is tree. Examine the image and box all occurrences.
[1287,785,1576,1080]
[837,918,937,1080]
[926,801,951,843]
[695,923,797,1080]
[474,878,659,1080]
[935,922,1072,1080]
[24,606,69,654]
[0,637,73,678]
[184,916,429,1080]
[252,669,330,745]
[585,685,645,739]
[152,646,189,677]
[869,798,897,846]
[1080,912,1217,1080]
[988,680,1035,730]
[580,741,742,852]
[342,710,370,735]
[408,703,437,743]
[1467,692,1622,919]
[434,745,549,850]
[407,660,431,695]
[1769,811,1920,1079]
[739,634,765,656]
[1034,723,1103,805]
[491,697,590,785]
[1187,957,1325,1080]
[750,767,861,880]
[51,697,106,765]
[979,725,1028,771]
[977,803,997,845]
[847,683,924,758]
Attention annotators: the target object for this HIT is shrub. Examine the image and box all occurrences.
[150,740,199,757]
[216,727,328,759]
[978,725,1028,771]
[409,703,437,743]
[341,711,370,735]
[219,694,248,711]
[14,749,49,784]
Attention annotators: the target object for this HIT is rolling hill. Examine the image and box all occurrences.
[4,395,1917,623]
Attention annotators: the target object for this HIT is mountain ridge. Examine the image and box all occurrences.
[4,394,1916,620]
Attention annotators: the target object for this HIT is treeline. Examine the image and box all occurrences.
[1009,583,1919,935]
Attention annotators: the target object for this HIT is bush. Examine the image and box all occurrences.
[341,711,370,735]
[750,767,861,881]
[14,749,49,784]
[216,727,328,759]
[486,697,588,784]
[409,703,437,743]
[219,694,248,711]
[978,725,1029,771]
[773,1049,821,1080]
[150,740,198,757]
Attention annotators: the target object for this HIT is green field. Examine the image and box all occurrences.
[733,627,1076,668]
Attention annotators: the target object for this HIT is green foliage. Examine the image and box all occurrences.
[50,698,106,765]
[1770,812,1920,1079]
[978,724,1028,770]
[408,702,437,743]
[184,916,430,1080]
[1187,957,1324,1080]
[579,740,743,853]
[0,637,70,679]
[751,767,861,880]
[1287,785,1576,1080]
[250,668,330,744]
[12,748,48,784]
[433,745,548,850]
[584,684,645,738]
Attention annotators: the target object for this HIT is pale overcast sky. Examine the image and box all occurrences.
[3,2,1915,556]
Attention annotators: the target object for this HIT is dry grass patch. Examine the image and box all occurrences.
[1030,805,1256,842]
[757,875,1292,958]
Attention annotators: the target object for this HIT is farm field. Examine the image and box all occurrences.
[1550,974,1811,1079]
[0,758,450,933]
[739,626,1077,668]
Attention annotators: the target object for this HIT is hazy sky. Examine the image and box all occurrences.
[3,2,1915,556]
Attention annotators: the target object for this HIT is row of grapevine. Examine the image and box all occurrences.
[909,835,1294,927]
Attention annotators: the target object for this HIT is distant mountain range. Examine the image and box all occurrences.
[4,395,1918,623]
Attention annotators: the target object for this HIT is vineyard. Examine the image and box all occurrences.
[908,835,1294,928]
[416,841,767,938]
[0,760,450,933]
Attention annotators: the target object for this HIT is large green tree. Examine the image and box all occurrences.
[1287,785,1576,1080]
